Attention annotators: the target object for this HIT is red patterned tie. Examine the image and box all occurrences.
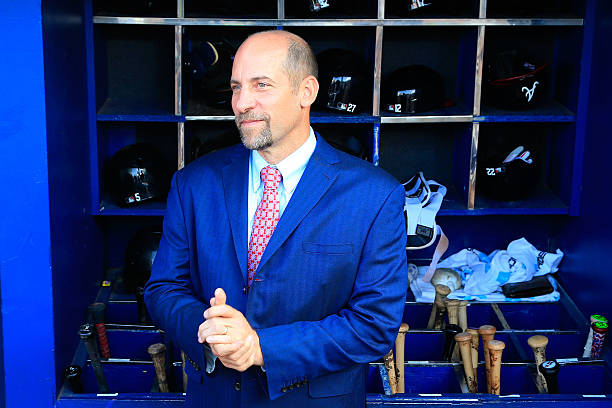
[247,166,282,287]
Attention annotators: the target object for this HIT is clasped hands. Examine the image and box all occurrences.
[197,288,264,371]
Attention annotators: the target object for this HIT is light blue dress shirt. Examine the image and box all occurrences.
[247,127,317,243]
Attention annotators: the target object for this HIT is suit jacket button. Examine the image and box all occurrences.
[243,286,247,295]
[234,381,241,391]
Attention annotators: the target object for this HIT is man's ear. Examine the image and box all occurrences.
[299,75,319,108]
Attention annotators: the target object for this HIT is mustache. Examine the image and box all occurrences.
[235,112,270,125]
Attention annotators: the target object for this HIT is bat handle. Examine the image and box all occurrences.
[395,323,409,393]
[136,286,149,324]
[382,349,397,394]
[487,340,505,396]
[590,321,609,359]
[88,302,110,359]
[455,333,477,393]
[583,315,607,357]
[458,300,469,332]
[432,285,451,330]
[148,343,169,392]
[64,365,84,394]
[539,360,560,394]
[443,324,462,362]
[181,351,188,393]
[79,324,109,393]
[479,325,496,393]
[527,335,549,393]
[467,328,479,379]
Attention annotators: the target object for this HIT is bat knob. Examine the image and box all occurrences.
[148,342,167,357]
[79,323,94,339]
[478,324,496,336]
[539,360,560,394]
[527,335,549,349]
[64,365,84,394]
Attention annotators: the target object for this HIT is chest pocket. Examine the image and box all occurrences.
[302,242,353,255]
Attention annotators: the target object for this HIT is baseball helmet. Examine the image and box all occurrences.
[123,228,162,293]
[316,49,370,114]
[108,143,171,207]
[382,65,445,114]
[478,144,538,200]
[485,50,547,110]
[184,39,235,108]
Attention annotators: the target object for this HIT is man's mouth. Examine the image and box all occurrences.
[240,119,264,127]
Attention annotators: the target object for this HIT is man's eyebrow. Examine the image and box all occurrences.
[230,76,276,85]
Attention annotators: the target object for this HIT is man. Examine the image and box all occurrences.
[145,30,408,407]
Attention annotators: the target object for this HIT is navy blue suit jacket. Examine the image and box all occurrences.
[145,135,408,407]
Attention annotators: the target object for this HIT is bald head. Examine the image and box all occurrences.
[242,30,318,92]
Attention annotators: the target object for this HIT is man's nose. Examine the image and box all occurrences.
[234,88,256,113]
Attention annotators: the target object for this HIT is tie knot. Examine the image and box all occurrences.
[260,166,282,191]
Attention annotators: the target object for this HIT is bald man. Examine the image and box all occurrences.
[145,30,408,408]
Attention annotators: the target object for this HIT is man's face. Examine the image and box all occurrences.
[230,36,302,151]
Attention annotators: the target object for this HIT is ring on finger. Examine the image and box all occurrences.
[223,326,229,335]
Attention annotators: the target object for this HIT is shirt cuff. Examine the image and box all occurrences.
[203,343,217,374]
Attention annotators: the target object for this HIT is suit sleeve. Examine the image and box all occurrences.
[144,172,214,373]
[257,183,408,400]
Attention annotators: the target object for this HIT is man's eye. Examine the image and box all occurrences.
[231,85,240,92]
[257,82,269,88]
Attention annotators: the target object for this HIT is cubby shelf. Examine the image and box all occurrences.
[97,115,183,122]
[92,17,585,27]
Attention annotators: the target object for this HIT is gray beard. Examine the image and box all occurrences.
[236,116,273,150]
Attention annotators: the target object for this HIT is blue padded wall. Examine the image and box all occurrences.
[42,0,103,397]
[0,1,55,407]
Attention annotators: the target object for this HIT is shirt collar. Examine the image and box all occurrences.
[250,127,317,194]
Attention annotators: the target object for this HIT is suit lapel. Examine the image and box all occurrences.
[256,137,340,273]
[221,148,250,285]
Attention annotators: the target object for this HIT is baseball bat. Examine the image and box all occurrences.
[487,339,505,395]
[148,343,169,392]
[590,321,609,359]
[88,302,110,359]
[432,285,451,330]
[527,335,549,392]
[539,360,560,394]
[467,328,479,379]
[446,299,460,326]
[455,332,477,393]
[136,286,149,324]
[79,323,109,393]
[582,314,607,358]
[379,364,393,395]
[479,324,496,393]
[64,365,84,394]
[181,351,188,393]
[382,349,398,394]
[458,300,469,331]
[442,324,462,362]
[395,323,410,393]
[446,299,461,360]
